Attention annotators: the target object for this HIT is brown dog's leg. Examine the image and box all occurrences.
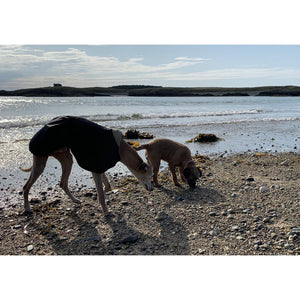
[179,167,186,183]
[23,155,48,212]
[52,150,80,204]
[145,152,160,187]
[169,164,180,186]
[92,172,109,215]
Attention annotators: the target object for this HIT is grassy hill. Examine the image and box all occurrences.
[1,85,300,97]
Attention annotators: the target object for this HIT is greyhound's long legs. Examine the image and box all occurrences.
[101,173,112,192]
[23,155,48,212]
[92,172,109,215]
[52,150,80,203]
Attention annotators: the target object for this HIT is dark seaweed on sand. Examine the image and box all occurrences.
[186,133,221,143]
[124,129,155,139]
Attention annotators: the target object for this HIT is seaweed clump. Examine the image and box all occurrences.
[186,133,221,143]
[124,129,155,139]
[127,141,140,147]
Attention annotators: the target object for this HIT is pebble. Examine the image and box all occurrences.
[198,249,206,254]
[259,186,269,193]
[120,234,139,244]
[260,244,269,250]
[84,192,93,197]
[280,160,289,166]
[231,225,240,231]
[270,233,277,239]
[246,176,255,182]
[291,228,300,235]
[27,245,34,252]
[254,240,262,245]
[209,211,217,217]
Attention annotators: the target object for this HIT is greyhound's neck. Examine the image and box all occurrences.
[119,139,143,171]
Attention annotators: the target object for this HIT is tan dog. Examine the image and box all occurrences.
[135,138,202,189]
[20,116,153,216]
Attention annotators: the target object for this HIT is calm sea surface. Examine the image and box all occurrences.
[1,96,300,207]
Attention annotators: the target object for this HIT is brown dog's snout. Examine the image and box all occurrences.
[187,179,197,189]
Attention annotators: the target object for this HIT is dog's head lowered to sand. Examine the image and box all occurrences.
[129,161,153,191]
[182,160,202,189]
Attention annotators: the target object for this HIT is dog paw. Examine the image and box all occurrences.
[23,209,33,216]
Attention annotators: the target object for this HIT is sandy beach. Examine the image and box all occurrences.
[1,151,299,255]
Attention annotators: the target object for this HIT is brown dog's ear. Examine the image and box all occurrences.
[183,168,191,179]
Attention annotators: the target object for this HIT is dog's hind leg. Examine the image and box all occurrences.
[92,172,109,215]
[52,150,80,204]
[101,173,112,192]
[23,155,48,212]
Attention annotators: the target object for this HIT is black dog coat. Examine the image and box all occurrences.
[29,116,122,173]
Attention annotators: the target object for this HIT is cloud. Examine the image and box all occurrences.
[175,56,210,61]
[1,45,300,89]
[0,45,209,88]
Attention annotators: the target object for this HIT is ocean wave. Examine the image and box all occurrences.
[1,110,299,129]
[89,109,262,122]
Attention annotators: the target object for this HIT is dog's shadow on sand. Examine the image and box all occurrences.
[29,206,191,255]
[157,183,225,206]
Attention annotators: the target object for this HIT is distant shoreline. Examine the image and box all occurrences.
[1,85,300,97]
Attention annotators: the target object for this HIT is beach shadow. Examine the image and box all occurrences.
[28,205,191,255]
[27,207,106,255]
[157,184,225,206]
[105,211,190,255]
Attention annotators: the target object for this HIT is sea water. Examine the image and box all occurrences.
[1,96,300,206]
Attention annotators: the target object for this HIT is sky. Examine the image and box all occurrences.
[1,44,300,90]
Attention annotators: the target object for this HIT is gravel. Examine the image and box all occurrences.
[0,151,299,255]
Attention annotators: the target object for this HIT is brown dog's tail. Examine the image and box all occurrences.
[19,166,33,172]
[134,144,149,151]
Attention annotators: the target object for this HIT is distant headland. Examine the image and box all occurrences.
[1,84,300,97]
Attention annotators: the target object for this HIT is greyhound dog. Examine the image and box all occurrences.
[20,116,153,215]
[135,138,201,188]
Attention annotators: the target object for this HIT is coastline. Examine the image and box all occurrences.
[1,151,299,255]
[2,85,300,97]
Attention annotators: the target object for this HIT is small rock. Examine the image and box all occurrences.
[120,234,139,244]
[260,186,269,193]
[84,192,93,197]
[231,225,240,231]
[246,176,255,182]
[254,240,262,245]
[198,248,206,254]
[209,211,217,217]
[291,228,300,235]
[270,233,277,239]
[236,236,244,240]
[260,244,269,250]
[27,245,34,252]
[280,160,289,166]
